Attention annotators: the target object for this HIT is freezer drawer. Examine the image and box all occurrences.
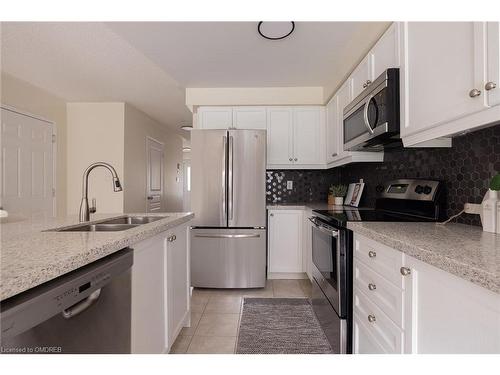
[190,228,266,288]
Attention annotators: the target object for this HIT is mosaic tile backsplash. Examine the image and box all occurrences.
[266,124,500,226]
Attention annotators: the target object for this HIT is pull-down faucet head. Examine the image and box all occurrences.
[79,162,122,222]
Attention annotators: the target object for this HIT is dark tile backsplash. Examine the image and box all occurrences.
[266,124,500,226]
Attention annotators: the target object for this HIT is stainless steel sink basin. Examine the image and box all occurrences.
[99,216,169,225]
[57,223,140,232]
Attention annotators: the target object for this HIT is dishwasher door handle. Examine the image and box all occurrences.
[62,289,101,319]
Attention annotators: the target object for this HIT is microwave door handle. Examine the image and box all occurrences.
[363,94,375,134]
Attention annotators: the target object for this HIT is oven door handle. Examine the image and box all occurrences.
[363,93,375,134]
[308,217,339,237]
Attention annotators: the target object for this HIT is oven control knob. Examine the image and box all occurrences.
[423,185,432,195]
[415,185,424,194]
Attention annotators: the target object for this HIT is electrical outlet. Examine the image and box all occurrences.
[286,181,293,190]
[464,203,481,215]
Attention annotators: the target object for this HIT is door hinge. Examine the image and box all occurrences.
[52,134,56,143]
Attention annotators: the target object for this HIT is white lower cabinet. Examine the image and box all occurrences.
[353,233,500,354]
[131,222,191,354]
[268,209,303,276]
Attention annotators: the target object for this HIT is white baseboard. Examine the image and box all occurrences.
[267,272,308,280]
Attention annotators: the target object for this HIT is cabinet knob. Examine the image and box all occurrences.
[362,83,367,88]
[270,213,274,217]
[294,158,298,162]
[400,267,411,276]
[367,314,376,323]
[366,79,372,86]
[469,88,481,97]
[485,81,497,91]
[368,283,377,291]
[368,250,377,258]
[289,158,293,161]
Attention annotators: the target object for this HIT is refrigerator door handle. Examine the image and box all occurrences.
[228,135,234,221]
[222,135,227,225]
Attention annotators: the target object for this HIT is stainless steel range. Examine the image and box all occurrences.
[309,179,445,354]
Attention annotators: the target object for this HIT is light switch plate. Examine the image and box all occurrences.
[464,203,481,215]
[286,181,293,190]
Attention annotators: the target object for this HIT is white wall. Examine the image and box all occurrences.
[66,103,125,215]
[1,72,68,217]
[123,104,183,213]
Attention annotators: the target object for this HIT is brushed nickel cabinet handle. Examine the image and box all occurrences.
[368,283,377,291]
[485,82,497,91]
[469,88,481,97]
[368,314,376,323]
[368,250,377,258]
[400,267,411,276]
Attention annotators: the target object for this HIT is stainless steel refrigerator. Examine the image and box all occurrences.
[190,129,266,288]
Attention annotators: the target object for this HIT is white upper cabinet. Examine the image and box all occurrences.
[232,106,267,129]
[266,107,294,165]
[487,22,500,107]
[370,23,400,80]
[400,22,488,139]
[197,106,233,129]
[350,55,373,99]
[292,107,325,165]
[326,95,339,163]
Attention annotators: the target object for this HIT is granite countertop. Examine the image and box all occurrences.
[0,212,194,301]
[347,222,500,294]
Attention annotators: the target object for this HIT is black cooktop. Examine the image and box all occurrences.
[313,208,437,227]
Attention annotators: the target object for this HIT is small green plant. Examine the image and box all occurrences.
[490,173,500,191]
[329,184,348,197]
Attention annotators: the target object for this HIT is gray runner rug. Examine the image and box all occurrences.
[236,298,333,354]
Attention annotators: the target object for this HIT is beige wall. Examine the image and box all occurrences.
[124,104,183,213]
[1,72,68,217]
[66,103,125,215]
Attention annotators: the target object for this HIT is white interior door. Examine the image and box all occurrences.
[146,137,164,212]
[1,107,55,219]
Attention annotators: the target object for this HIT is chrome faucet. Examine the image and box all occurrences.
[79,162,122,222]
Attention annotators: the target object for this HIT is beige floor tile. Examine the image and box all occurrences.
[241,280,274,298]
[298,279,312,298]
[209,289,245,297]
[195,313,240,337]
[186,335,236,354]
[273,279,308,297]
[169,335,192,354]
[191,295,209,313]
[205,296,242,314]
[180,312,203,336]
[192,288,215,298]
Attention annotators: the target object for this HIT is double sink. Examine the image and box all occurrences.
[53,215,169,232]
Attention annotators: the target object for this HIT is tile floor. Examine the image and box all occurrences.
[169,279,312,354]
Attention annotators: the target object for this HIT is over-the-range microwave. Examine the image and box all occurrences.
[343,68,401,151]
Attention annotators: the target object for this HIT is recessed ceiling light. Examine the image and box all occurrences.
[258,22,295,40]
[181,125,193,131]
[182,147,191,152]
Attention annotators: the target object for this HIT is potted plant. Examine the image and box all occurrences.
[481,173,500,233]
[329,184,348,206]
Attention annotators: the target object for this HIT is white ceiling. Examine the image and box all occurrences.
[1,21,389,133]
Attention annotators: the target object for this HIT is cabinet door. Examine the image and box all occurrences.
[336,81,352,156]
[487,22,500,107]
[403,255,500,354]
[350,55,373,99]
[401,22,487,137]
[266,107,293,165]
[293,107,324,165]
[326,95,339,163]
[232,107,267,129]
[268,210,303,273]
[166,223,189,349]
[371,23,400,79]
[131,234,167,354]
[197,107,233,129]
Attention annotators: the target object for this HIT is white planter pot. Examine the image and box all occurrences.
[481,189,498,233]
[334,197,344,206]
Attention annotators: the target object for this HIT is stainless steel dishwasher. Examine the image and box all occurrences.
[0,248,133,354]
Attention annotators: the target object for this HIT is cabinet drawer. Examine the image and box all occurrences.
[354,287,403,354]
[354,259,404,328]
[354,234,403,288]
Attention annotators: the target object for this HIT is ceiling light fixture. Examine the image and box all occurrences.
[180,125,193,131]
[182,147,191,152]
[258,21,295,40]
